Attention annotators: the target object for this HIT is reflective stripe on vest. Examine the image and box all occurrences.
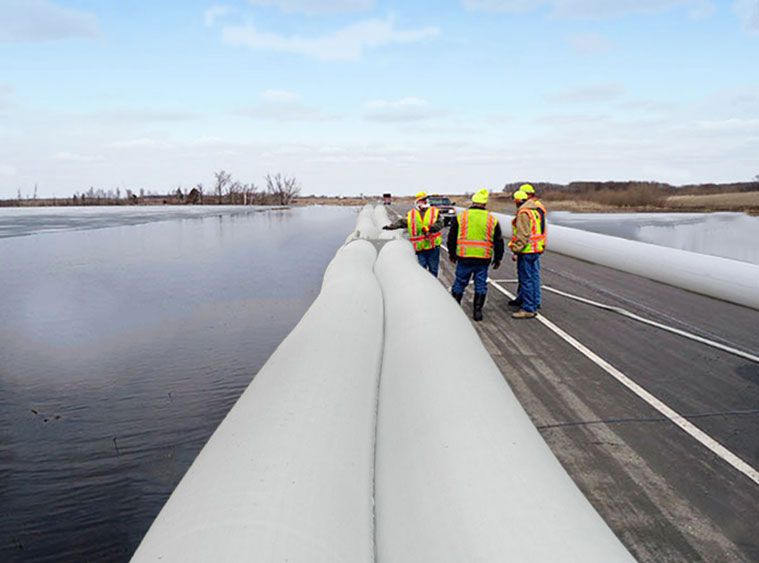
[510,207,546,254]
[408,207,442,252]
[456,208,497,259]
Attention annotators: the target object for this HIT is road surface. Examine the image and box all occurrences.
[431,228,759,562]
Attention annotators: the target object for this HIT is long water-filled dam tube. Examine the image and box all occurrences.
[491,212,759,310]
[134,206,633,561]
[131,240,383,563]
[373,240,633,562]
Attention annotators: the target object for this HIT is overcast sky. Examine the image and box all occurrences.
[1,0,758,198]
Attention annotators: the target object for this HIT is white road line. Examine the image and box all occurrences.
[487,278,759,486]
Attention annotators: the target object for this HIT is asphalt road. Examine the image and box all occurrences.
[436,244,759,562]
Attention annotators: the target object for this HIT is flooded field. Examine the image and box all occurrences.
[550,211,759,266]
[0,205,357,562]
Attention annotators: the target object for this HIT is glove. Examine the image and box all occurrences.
[449,254,457,263]
[492,261,501,270]
[382,225,392,230]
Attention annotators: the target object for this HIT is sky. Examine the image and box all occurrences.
[0,0,758,198]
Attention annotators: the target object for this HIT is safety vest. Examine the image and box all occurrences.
[407,207,442,252]
[510,207,546,254]
[456,208,498,259]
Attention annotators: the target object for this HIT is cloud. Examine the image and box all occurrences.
[248,0,376,14]
[0,164,17,176]
[0,0,99,42]
[235,90,338,120]
[89,108,199,123]
[364,97,446,122]
[462,0,716,20]
[733,0,759,31]
[547,83,624,103]
[204,5,234,27]
[109,138,175,149]
[568,32,612,54]
[222,16,440,61]
[52,152,102,163]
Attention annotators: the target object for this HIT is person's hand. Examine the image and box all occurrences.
[492,261,501,270]
[449,254,457,263]
[511,254,517,262]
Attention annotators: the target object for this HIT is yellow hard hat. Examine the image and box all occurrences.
[513,190,529,201]
[519,183,535,195]
[415,191,428,201]
[472,188,489,204]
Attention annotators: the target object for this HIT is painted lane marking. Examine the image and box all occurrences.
[487,278,759,486]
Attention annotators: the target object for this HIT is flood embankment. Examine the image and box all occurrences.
[133,205,632,562]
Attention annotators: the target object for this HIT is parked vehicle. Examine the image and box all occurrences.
[383,193,392,205]
[428,195,456,226]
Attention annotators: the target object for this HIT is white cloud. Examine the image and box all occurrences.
[222,16,440,61]
[248,0,376,14]
[0,164,17,176]
[568,32,612,54]
[88,108,199,123]
[462,0,716,19]
[733,0,759,31]
[52,152,102,163]
[547,83,624,103]
[696,118,759,131]
[0,0,99,42]
[204,5,234,27]
[109,138,175,149]
[236,90,338,120]
[364,97,446,122]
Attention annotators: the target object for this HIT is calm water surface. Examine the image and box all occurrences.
[550,211,759,265]
[0,205,358,562]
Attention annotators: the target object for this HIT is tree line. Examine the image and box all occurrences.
[0,171,301,207]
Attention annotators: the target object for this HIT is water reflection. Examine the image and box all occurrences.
[0,205,358,562]
[550,212,759,265]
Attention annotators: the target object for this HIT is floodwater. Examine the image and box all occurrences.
[0,205,358,562]
[550,211,759,266]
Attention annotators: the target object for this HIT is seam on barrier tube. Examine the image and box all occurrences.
[487,278,759,486]
[370,262,386,563]
[539,284,759,365]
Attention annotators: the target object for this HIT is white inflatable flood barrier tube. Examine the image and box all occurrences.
[373,240,633,562]
[131,240,383,563]
[491,211,759,311]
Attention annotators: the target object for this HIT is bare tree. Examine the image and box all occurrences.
[265,173,301,206]
[214,170,231,204]
[227,180,242,204]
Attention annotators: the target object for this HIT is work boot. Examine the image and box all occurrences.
[512,309,537,319]
[473,293,486,321]
[451,291,463,304]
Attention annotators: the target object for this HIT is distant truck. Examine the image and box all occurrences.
[428,195,456,226]
[383,193,392,205]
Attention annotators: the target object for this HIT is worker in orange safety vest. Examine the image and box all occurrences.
[383,191,444,277]
[509,189,546,319]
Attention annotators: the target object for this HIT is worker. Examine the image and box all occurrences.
[447,188,504,321]
[383,191,444,277]
[508,183,547,309]
[508,189,546,319]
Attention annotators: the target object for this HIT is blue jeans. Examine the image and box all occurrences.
[517,253,541,312]
[416,246,440,277]
[452,262,489,295]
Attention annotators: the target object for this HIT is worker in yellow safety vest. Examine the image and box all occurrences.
[446,188,504,321]
[508,189,546,319]
[383,191,444,277]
